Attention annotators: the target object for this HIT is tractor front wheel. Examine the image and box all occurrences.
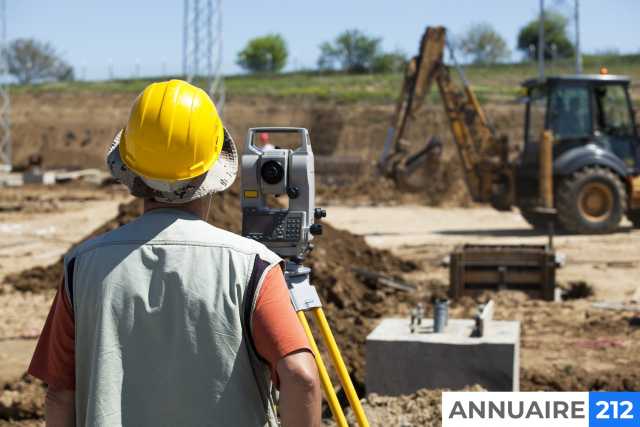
[556,167,627,234]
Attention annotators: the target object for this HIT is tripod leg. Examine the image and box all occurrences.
[312,308,370,427]
[296,311,348,427]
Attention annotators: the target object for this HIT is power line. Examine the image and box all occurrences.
[0,0,11,172]
[182,0,225,114]
[538,0,545,80]
[574,0,582,74]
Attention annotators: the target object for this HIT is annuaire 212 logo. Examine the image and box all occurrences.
[442,392,640,426]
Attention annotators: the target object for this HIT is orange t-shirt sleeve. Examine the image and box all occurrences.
[28,279,76,390]
[252,265,312,386]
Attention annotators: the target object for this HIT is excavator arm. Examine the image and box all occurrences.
[380,26,513,208]
[379,27,446,187]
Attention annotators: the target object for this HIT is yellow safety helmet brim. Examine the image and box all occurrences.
[107,127,238,203]
[119,79,224,182]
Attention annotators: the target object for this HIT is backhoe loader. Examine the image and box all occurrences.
[380,26,640,234]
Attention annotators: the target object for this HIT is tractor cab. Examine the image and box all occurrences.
[516,74,640,233]
[522,74,638,170]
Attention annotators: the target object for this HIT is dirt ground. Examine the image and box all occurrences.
[0,184,129,425]
[2,184,417,392]
[0,184,130,284]
[325,204,640,300]
[2,92,639,426]
[324,204,640,392]
[0,184,129,346]
[324,385,485,427]
[2,187,639,425]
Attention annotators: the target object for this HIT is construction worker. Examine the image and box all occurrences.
[28,80,321,427]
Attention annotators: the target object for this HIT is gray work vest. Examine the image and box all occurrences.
[63,208,282,427]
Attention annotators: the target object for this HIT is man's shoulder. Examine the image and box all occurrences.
[65,212,281,265]
[200,223,282,264]
[64,219,139,262]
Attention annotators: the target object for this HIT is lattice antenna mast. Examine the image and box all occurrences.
[0,0,11,172]
[183,0,225,114]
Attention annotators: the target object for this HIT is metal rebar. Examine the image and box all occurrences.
[433,299,449,333]
[575,0,582,74]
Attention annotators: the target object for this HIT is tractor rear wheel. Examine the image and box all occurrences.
[556,166,627,234]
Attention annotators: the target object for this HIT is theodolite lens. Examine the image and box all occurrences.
[261,160,285,184]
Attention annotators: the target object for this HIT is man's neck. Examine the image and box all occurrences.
[143,196,211,220]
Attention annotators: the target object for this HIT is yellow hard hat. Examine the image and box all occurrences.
[119,79,224,181]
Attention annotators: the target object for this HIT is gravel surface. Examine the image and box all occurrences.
[0,375,45,423]
[0,291,53,340]
[323,386,484,427]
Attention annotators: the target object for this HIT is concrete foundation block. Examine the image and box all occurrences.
[366,318,520,395]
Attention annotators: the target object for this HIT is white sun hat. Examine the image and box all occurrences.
[106,127,238,204]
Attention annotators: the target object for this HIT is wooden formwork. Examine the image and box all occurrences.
[449,244,556,301]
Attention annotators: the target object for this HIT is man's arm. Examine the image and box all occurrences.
[27,279,76,427]
[45,387,75,427]
[276,350,321,427]
[251,264,322,426]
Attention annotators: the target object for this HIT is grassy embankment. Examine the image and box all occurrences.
[13,54,640,104]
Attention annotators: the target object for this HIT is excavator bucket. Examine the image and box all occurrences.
[393,137,443,191]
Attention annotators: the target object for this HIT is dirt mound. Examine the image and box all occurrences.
[6,264,63,294]
[447,290,640,392]
[0,184,120,215]
[324,385,484,427]
[306,223,417,386]
[317,156,471,207]
[326,389,443,427]
[0,421,43,427]
[4,198,141,293]
[0,375,45,422]
[523,366,640,391]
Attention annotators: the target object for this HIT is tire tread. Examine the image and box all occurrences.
[556,166,626,234]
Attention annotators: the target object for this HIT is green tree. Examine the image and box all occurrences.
[236,34,288,73]
[371,51,407,73]
[318,29,381,73]
[517,11,574,60]
[7,38,74,84]
[459,23,510,64]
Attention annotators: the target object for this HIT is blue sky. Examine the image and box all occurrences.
[10,0,640,80]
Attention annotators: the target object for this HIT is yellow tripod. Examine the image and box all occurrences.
[286,261,370,427]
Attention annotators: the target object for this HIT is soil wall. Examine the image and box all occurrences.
[12,92,524,170]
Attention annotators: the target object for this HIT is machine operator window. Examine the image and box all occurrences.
[548,86,591,140]
[526,87,547,145]
[593,84,634,137]
[527,88,547,142]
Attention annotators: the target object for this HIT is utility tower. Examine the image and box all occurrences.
[182,0,225,113]
[0,0,11,172]
[538,0,545,80]
[574,0,582,74]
